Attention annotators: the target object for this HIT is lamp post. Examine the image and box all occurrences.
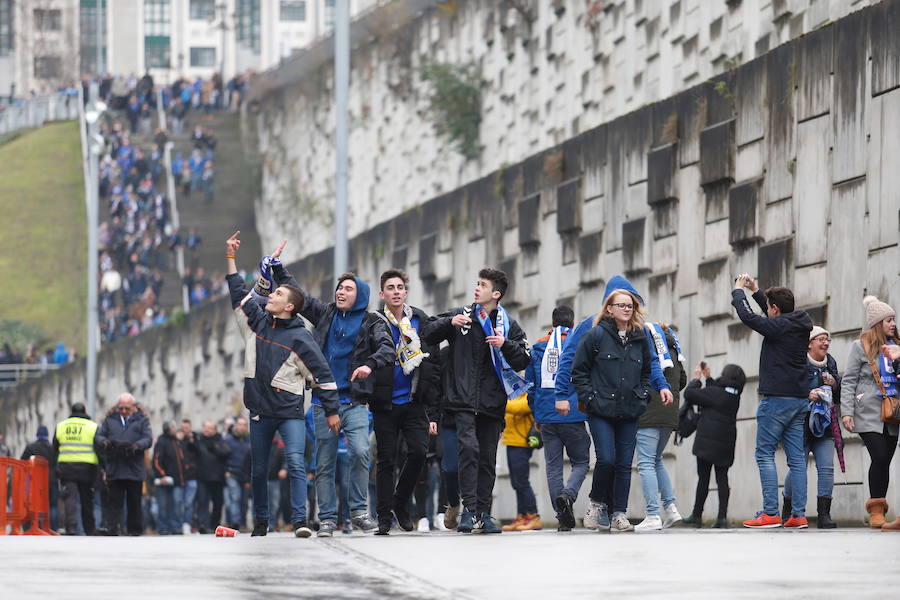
[334,0,349,278]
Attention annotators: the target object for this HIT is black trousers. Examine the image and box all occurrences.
[107,479,143,534]
[692,458,730,520]
[61,478,96,534]
[455,411,503,515]
[197,481,225,531]
[373,402,429,523]
[859,427,898,498]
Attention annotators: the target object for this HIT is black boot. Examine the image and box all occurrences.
[251,521,268,537]
[682,513,702,527]
[781,496,792,522]
[817,497,837,529]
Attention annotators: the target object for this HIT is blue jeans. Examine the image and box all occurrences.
[541,422,591,509]
[756,396,808,517]
[267,480,281,529]
[588,416,639,515]
[506,446,537,514]
[223,474,246,527]
[181,479,197,527]
[155,485,182,533]
[313,404,370,522]
[636,427,676,515]
[784,436,835,499]
[249,416,307,525]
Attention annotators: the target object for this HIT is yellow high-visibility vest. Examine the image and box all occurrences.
[55,417,99,464]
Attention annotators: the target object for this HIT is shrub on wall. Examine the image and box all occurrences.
[421,62,483,161]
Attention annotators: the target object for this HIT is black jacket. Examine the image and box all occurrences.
[272,264,395,406]
[152,432,185,485]
[371,305,441,421]
[180,432,200,481]
[571,318,651,420]
[22,439,57,487]
[227,273,340,418]
[423,304,531,420]
[684,378,740,467]
[96,408,153,481]
[731,289,813,398]
[197,433,231,483]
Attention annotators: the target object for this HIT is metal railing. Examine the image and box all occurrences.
[0,93,80,136]
[0,364,62,389]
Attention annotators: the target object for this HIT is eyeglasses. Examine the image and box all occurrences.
[610,303,634,310]
[117,405,132,412]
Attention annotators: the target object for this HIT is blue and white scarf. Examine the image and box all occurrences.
[251,255,281,307]
[541,326,569,389]
[880,340,898,397]
[646,322,685,370]
[474,304,532,400]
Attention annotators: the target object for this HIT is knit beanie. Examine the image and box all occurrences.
[863,295,895,329]
[36,425,49,441]
[809,326,830,341]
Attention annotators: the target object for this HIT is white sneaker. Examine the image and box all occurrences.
[416,517,430,532]
[583,502,603,530]
[662,504,683,528]
[635,514,663,532]
[182,523,191,536]
[610,513,634,532]
[434,513,449,531]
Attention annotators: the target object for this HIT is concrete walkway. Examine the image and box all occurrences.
[2,528,896,598]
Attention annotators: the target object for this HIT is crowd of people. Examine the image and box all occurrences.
[10,233,899,537]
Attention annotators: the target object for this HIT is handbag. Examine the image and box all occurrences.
[526,422,543,449]
[863,340,900,425]
[674,402,701,446]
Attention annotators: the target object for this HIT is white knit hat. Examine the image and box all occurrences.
[809,325,830,341]
[863,295,895,329]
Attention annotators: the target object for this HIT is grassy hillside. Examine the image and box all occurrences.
[0,121,87,355]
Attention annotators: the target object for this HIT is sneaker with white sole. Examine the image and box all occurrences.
[610,513,634,532]
[583,502,603,530]
[317,520,337,537]
[293,521,312,538]
[635,514,663,532]
[662,503,683,528]
[417,517,430,532]
[434,513,449,531]
[350,510,378,532]
[182,523,192,536]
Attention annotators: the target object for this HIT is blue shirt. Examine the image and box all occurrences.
[387,315,419,405]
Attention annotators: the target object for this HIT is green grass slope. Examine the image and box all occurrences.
[0,121,87,354]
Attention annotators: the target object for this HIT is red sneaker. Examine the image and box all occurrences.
[783,516,809,529]
[742,512,783,528]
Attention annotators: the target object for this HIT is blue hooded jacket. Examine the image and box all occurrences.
[324,277,370,398]
[555,275,670,406]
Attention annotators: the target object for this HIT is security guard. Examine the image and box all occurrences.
[53,402,99,535]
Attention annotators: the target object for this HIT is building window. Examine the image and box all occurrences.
[145,36,171,68]
[34,9,63,31]
[280,0,306,21]
[325,0,335,29]
[190,0,215,21]
[190,46,216,67]
[80,0,108,75]
[0,0,14,56]
[144,0,171,37]
[236,0,260,55]
[34,56,62,79]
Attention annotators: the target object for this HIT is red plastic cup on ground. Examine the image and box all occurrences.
[215,526,238,537]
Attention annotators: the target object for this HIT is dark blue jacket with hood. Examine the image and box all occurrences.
[272,264,395,405]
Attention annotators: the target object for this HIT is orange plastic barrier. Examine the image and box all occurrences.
[0,456,58,535]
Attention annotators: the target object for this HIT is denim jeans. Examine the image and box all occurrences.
[783,436,835,499]
[636,427,676,515]
[313,404,370,522]
[181,479,197,527]
[541,422,591,509]
[506,446,537,515]
[155,485,182,534]
[249,416,307,525]
[266,480,281,529]
[223,474,245,527]
[587,416,639,515]
[440,426,460,508]
[756,396,808,517]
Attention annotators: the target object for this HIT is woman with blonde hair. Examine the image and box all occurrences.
[571,288,653,532]
[840,296,898,528]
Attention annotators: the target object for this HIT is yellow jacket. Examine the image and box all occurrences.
[502,393,534,448]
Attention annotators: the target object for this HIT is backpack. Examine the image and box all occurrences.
[674,402,700,446]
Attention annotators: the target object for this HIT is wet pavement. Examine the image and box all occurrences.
[2,527,897,598]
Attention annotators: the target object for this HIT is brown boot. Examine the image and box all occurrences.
[502,514,524,531]
[883,516,900,531]
[865,498,888,528]
[515,513,543,531]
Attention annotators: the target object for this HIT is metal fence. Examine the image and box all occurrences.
[0,93,80,136]
[0,364,62,389]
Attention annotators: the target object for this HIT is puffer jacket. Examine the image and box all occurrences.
[571,318,651,420]
[227,273,340,418]
[271,264,395,405]
[684,378,741,467]
[96,407,153,481]
[423,304,531,420]
[502,393,533,447]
